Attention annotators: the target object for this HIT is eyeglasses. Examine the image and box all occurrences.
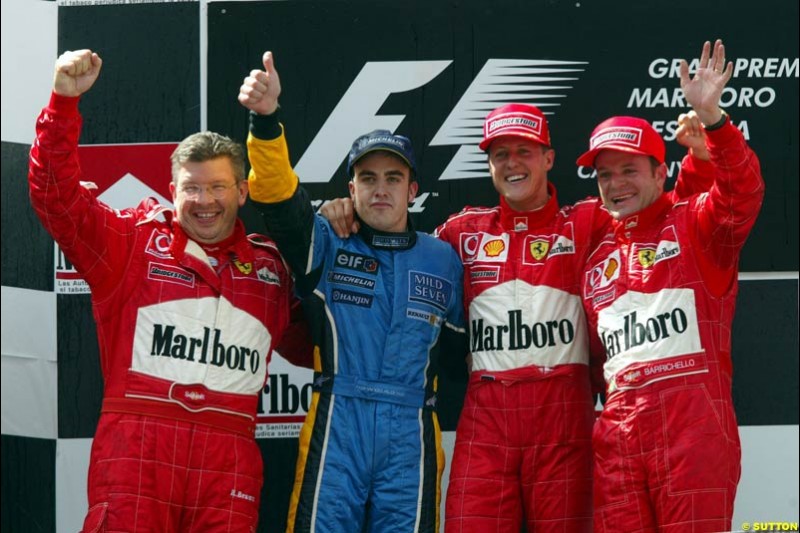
[178,182,239,200]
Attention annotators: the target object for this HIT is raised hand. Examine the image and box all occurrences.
[679,39,732,126]
[675,110,709,161]
[53,50,102,97]
[238,51,281,115]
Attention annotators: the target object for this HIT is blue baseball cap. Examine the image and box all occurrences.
[346,130,417,178]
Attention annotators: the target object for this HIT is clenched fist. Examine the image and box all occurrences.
[53,49,102,97]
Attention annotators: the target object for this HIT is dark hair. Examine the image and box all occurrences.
[171,132,245,183]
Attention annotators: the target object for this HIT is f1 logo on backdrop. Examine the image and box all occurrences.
[54,143,177,294]
[295,59,587,183]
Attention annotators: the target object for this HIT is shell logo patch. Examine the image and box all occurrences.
[483,239,505,257]
[604,257,618,281]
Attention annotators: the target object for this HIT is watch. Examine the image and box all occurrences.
[703,110,728,131]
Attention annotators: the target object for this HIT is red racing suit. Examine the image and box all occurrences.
[435,186,605,533]
[29,93,293,533]
[435,155,713,532]
[582,118,764,533]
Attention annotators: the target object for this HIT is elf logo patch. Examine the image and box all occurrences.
[335,250,379,274]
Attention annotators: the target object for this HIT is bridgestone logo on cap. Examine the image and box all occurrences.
[591,127,642,149]
[488,116,541,133]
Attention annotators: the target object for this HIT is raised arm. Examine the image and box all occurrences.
[679,40,764,273]
[240,52,323,288]
[29,50,142,293]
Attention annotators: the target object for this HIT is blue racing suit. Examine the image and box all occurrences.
[246,113,466,533]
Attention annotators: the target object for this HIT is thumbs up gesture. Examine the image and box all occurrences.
[238,51,281,115]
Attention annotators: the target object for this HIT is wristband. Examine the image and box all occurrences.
[702,110,728,131]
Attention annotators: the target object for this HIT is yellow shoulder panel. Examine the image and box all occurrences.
[247,128,299,203]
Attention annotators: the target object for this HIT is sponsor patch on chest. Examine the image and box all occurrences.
[408,271,452,311]
[145,229,173,259]
[407,308,443,327]
[335,250,379,274]
[459,232,509,263]
[469,265,501,284]
[584,249,621,301]
[631,225,681,271]
[148,262,195,288]
[331,288,374,308]
[230,257,282,285]
[522,222,576,265]
[328,271,376,290]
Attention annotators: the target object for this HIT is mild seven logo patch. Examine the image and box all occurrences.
[408,271,452,311]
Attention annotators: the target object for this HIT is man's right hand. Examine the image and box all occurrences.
[53,50,102,97]
[238,51,281,115]
[318,197,358,238]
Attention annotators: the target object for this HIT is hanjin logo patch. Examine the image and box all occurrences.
[331,289,374,308]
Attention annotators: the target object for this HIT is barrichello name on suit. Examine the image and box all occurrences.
[150,324,261,373]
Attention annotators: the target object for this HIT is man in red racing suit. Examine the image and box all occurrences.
[580,40,764,532]
[432,101,713,532]
[28,49,294,532]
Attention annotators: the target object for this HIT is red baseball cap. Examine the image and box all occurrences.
[479,103,551,151]
[576,116,665,167]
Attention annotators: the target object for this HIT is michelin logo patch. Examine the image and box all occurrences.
[332,288,374,308]
[408,271,452,311]
[328,271,376,290]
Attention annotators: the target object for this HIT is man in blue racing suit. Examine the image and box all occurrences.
[239,51,466,533]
